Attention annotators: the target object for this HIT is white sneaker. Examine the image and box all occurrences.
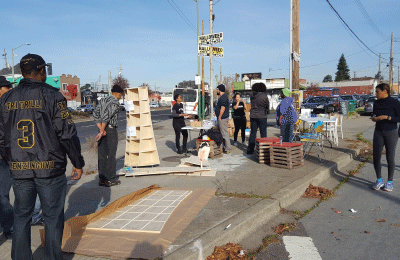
[233,142,238,146]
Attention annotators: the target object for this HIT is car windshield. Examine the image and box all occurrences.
[367,97,376,102]
[307,97,327,103]
[341,96,354,100]
[79,105,86,108]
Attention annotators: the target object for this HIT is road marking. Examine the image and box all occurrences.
[283,236,322,260]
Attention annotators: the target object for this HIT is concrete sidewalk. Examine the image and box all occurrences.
[0,114,375,260]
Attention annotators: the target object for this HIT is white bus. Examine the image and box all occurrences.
[171,88,209,117]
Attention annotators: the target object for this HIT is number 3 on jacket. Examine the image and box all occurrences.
[17,119,35,149]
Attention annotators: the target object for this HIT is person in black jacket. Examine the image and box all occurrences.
[232,93,247,145]
[0,54,85,260]
[370,83,400,192]
[172,94,188,154]
[0,76,14,239]
[247,83,269,154]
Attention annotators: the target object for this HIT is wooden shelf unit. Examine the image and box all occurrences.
[124,87,160,167]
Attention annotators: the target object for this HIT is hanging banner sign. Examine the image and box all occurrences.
[198,46,224,57]
[198,32,223,45]
[124,100,134,111]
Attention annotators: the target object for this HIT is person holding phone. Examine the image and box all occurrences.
[232,93,247,146]
[172,94,188,154]
[371,83,400,192]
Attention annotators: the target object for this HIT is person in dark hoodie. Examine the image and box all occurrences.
[247,83,269,154]
[275,88,298,142]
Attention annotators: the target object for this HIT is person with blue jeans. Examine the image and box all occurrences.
[247,83,269,154]
[371,83,400,192]
[0,54,85,260]
[276,88,298,142]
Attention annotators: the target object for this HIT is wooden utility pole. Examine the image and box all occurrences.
[389,33,394,91]
[201,20,205,120]
[209,0,214,115]
[291,0,300,91]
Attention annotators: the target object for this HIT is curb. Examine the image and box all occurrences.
[163,147,361,260]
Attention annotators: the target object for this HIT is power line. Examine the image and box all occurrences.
[353,0,387,39]
[166,0,197,32]
[325,0,380,57]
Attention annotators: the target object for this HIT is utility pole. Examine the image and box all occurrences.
[201,20,205,120]
[378,54,381,83]
[3,49,8,69]
[220,63,222,84]
[290,0,300,92]
[210,0,214,116]
[119,64,122,76]
[389,33,394,91]
[195,0,201,119]
[354,71,356,79]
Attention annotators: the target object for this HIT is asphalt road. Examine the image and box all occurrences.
[75,108,173,143]
[256,124,400,259]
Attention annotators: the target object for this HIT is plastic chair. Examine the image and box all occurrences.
[323,116,339,146]
[336,115,344,139]
[300,120,325,161]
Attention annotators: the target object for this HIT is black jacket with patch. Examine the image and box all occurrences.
[0,78,85,179]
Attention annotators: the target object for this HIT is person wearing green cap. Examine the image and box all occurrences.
[276,88,298,142]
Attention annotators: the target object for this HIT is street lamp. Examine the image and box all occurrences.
[12,43,31,83]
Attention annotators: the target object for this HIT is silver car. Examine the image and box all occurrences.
[364,96,376,114]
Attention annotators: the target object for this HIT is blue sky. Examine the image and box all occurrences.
[1,0,399,92]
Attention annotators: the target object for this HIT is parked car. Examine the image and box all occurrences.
[67,107,74,113]
[364,96,376,114]
[359,94,371,106]
[340,95,360,107]
[149,102,159,108]
[76,104,95,113]
[300,96,338,114]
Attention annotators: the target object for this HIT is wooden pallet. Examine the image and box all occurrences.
[255,138,280,164]
[196,139,223,158]
[270,143,304,169]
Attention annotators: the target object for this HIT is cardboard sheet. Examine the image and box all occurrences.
[55,185,215,259]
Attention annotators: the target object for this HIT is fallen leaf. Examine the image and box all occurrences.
[391,224,400,227]
[376,219,386,223]
[335,211,341,214]
[364,231,370,234]
[331,232,335,234]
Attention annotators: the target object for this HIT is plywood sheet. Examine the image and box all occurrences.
[60,187,216,260]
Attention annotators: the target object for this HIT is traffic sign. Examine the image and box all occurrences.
[198,32,223,45]
[198,46,224,57]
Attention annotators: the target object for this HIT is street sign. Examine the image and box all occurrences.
[198,32,223,45]
[198,46,224,57]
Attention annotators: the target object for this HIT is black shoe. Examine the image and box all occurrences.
[247,143,255,154]
[177,148,182,154]
[104,180,121,187]
[99,179,106,186]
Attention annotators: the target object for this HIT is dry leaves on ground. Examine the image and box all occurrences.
[273,222,297,234]
[375,219,386,223]
[302,184,334,199]
[206,243,247,260]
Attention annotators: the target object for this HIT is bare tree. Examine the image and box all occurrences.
[222,75,236,96]
[112,75,129,89]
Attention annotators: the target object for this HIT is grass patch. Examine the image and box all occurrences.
[216,192,270,199]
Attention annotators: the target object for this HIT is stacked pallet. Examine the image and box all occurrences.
[270,143,304,169]
[196,139,223,158]
[255,137,280,164]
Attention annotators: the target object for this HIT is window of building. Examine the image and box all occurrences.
[62,83,67,91]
